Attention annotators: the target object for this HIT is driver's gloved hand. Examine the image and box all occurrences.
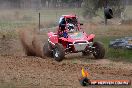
[63,32,68,38]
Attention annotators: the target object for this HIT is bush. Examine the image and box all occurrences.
[82,0,98,18]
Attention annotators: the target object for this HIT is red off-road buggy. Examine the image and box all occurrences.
[43,15,105,61]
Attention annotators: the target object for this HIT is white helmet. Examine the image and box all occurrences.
[67,23,74,32]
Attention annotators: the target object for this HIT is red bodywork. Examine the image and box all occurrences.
[48,15,95,53]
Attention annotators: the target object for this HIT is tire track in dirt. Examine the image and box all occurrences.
[1,55,131,78]
[0,55,131,87]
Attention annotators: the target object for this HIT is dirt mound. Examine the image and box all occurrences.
[19,28,44,58]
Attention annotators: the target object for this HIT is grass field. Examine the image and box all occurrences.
[96,36,132,62]
[0,8,83,26]
[0,8,83,38]
[85,25,132,62]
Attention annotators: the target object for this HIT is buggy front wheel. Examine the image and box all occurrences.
[53,43,65,62]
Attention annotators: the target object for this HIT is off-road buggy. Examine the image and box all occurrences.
[43,15,105,61]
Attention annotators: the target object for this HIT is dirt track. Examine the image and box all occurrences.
[0,26,131,88]
[0,55,131,88]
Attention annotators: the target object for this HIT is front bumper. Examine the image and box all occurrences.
[69,40,92,52]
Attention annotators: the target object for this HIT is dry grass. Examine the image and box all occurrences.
[84,24,132,37]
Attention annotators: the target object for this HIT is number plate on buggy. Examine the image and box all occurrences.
[74,43,87,51]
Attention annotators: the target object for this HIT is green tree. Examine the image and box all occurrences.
[83,0,99,18]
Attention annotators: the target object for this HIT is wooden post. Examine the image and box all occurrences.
[39,12,40,32]
[104,0,108,25]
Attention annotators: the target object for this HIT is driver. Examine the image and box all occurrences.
[58,17,67,38]
[58,16,75,38]
[67,23,75,32]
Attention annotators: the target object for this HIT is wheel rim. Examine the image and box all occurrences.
[94,46,99,56]
[55,48,59,58]
[94,49,99,55]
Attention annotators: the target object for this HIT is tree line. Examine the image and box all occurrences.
[0,0,130,18]
[83,0,127,18]
[0,0,83,9]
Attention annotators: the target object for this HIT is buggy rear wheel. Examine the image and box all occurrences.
[53,43,65,62]
[93,42,105,59]
[43,41,53,57]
